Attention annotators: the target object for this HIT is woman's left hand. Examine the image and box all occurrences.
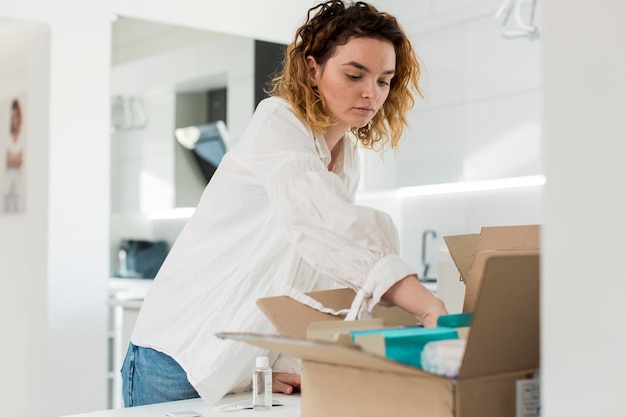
[272,372,301,394]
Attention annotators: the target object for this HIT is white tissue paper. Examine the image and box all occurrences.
[420,339,467,377]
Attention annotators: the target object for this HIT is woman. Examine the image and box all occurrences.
[4,98,24,213]
[122,0,448,407]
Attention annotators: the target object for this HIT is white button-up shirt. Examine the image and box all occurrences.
[131,97,415,404]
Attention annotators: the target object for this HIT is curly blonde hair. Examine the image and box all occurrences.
[268,0,422,151]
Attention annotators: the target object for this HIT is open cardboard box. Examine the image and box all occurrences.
[219,225,541,417]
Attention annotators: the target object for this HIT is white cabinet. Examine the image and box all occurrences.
[436,261,465,314]
[107,278,152,409]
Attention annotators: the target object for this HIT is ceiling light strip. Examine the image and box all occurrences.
[357,175,546,201]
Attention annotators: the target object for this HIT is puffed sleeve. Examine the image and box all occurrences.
[249,99,416,314]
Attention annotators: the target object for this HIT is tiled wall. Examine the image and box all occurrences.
[362,1,542,190]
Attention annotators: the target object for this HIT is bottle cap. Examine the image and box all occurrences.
[256,356,269,368]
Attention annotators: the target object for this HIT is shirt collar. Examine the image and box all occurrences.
[314,132,349,172]
[313,133,332,167]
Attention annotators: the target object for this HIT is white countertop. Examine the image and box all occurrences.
[63,393,302,417]
[108,277,152,309]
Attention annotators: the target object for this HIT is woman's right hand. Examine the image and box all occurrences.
[382,274,449,327]
[418,297,448,327]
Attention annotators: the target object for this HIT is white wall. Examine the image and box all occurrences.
[0,21,50,417]
[543,1,626,416]
[0,2,111,416]
[108,0,313,44]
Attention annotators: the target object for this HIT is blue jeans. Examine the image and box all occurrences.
[121,343,200,407]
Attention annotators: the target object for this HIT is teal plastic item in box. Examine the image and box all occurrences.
[437,312,473,328]
[350,326,458,369]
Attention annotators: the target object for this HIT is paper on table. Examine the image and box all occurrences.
[208,399,284,412]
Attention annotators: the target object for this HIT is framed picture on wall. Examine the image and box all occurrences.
[0,94,26,214]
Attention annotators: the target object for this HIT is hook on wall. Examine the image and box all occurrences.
[111,95,149,133]
[494,0,541,41]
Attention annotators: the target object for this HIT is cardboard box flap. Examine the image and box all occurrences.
[475,224,540,252]
[306,318,384,342]
[257,287,419,339]
[445,225,541,312]
[463,248,539,312]
[458,253,540,379]
[256,288,356,338]
[217,332,441,379]
[443,233,480,283]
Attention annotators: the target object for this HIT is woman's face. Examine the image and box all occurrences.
[306,37,396,132]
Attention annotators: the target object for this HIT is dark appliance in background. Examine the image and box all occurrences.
[114,239,169,279]
[254,39,287,108]
[207,87,227,123]
[175,121,230,184]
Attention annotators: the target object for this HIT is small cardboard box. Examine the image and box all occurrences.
[219,225,541,417]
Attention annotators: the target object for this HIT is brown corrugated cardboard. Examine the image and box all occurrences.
[218,225,541,417]
[256,287,420,338]
[444,224,540,312]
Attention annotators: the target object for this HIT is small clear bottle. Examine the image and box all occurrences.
[252,356,272,411]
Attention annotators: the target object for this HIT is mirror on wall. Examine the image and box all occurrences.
[110,17,255,216]
[109,17,290,279]
[110,17,288,217]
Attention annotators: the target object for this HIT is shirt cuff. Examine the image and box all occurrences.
[364,253,416,313]
[272,354,302,374]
